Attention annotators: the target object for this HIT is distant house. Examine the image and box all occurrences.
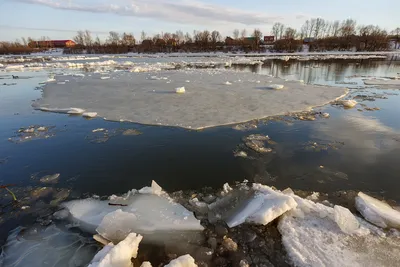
[29,40,76,48]
[303,37,316,44]
[263,36,275,44]
[225,37,237,46]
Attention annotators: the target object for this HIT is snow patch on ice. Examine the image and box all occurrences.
[83,112,98,118]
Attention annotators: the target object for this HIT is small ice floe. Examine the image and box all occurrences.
[175,87,185,94]
[333,205,360,234]
[82,112,98,118]
[267,84,284,90]
[340,100,357,108]
[100,76,110,80]
[355,192,400,229]
[39,173,60,184]
[185,80,190,83]
[88,232,142,267]
[57,82,66,85]
[23,127,35,133]
[224,81,232,85]
[164,254,197,267]
[92,128,105,133]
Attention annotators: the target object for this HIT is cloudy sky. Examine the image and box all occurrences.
[0,0,398,41]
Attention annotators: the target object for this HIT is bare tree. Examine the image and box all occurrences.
[284,27,297,39]
[175,30,185,44]
[140,31,147,42]
[391,27,400,49]
[201,30,211,45]
[272,23,285,39]
[163,32,172,42]
[21,37,27,46]
[94,36,101,46]
[122,33,136,46]
[308,19,316,38]
[241,29,247,39]
[211,30,221,43]
[340,19,357,37]
[184,32,192,43]
[300,21,310,39]
[252,28,262,48]
[73,31,85,45]
[233,29,240,40]
[84,30,93,47]
[108,31,120,45]
[314,18,325,38]
[331,20,340,37]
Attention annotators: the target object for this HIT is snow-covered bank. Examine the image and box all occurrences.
[33,69,348,129]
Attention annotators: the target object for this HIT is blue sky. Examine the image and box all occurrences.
[0,0,399,41]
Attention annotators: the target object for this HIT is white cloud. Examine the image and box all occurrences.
[14,0,284,25]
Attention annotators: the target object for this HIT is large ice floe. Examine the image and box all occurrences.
[363,78,400,88]
[33,69,347,129]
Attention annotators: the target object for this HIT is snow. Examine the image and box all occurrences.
[164,254,197,267]
[278,191,400,267]
[0,225,95,267]
[141,262,153,267]
[88,232,142,267]
[355,192,400,229]
[100,76,111,80]
[62,181,203,244]
[175,86,186,94]
[34,70,347,129]
[209,183,297,228]
[83,112,98,118]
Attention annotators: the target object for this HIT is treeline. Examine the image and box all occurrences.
[1,19,399,54]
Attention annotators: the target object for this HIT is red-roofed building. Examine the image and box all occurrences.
[29,40,76,48]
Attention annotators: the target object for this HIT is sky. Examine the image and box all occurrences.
[0,0,399,42]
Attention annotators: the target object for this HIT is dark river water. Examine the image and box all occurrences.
[0,58,400,245]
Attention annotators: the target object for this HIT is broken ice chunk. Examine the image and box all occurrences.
[355,192,400,229]
[88,232,142,267]
[39,173,60,183]
[175,87,186,94]
[83,112,98,118]
[210,183,297,228]
[100,76,111,80]
[164,254,197,267]
[340,100,357,108]
[224,81,232,85]
[96,193,203,244]
[138,180,163,196]
[333,205,360,234]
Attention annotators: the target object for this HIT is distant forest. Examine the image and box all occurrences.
[1,18,399,54]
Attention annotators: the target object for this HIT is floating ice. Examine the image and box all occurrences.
[39,173,60,183]
[38,107,86,114]
[34,70,347,129]
[340,100,357,108]
[224,81,232,85]
[267,84,284,90]
[164,254,197,267]
[322,112,330,118]
[355,192,400,229]
[88,232,142,267]
[0,225,97,267]
[363,79,400,88]
[209,183,297,228]
[175,86,186,94]
[278,191,400,267]
[62,181,203,244]
[83,112,98,118]
[100,76,111,80]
